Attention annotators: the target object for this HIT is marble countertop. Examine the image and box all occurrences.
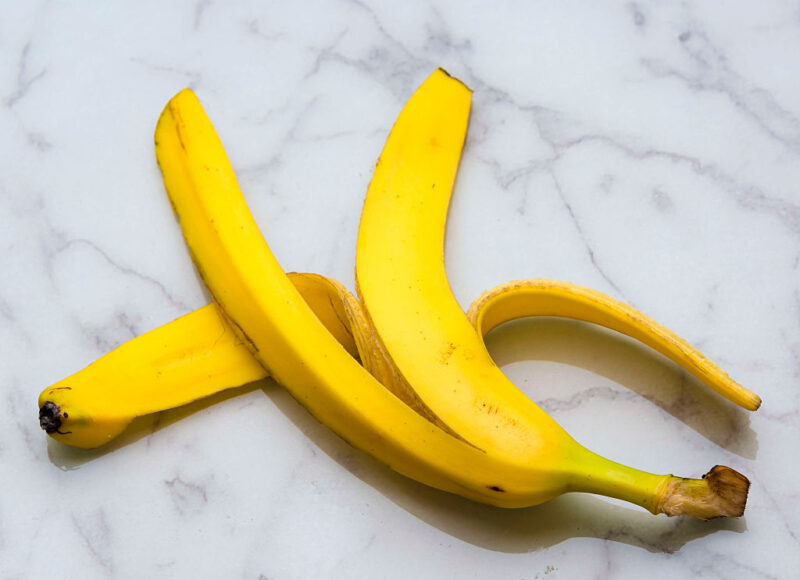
[2,1,799,578]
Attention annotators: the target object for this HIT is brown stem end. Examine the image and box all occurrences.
[657,465,750,520]
[39,401,63,434]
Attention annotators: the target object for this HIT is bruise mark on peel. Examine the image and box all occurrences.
[487,485,505,492]
[440,342,456,364]
[168,103,187,152]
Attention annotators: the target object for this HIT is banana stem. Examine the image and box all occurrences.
[568,449,749,519]
[653,466,750,519]
[567,451,667,513]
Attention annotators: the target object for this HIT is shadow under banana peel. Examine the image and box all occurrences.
[484,317,758,459]
[262,381,748,554]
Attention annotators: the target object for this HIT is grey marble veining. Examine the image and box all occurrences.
[2,1,799,578]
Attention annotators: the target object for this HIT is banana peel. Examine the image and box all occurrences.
[151,88,570,508]
[468,279,760,411]
[38,273,358,448]
[37,71,759,519]
[353,69,753,518]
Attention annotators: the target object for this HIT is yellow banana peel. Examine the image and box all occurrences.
[36,70,758,520]
[355,69,753,518]
[468,278,761,411]
[37,273,359,448]
[151,88,568,508]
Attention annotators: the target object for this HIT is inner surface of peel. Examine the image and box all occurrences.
[344,283,482,450]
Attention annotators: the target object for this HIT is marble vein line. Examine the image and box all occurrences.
[306,0,469,100]
[193,0,212,30]
[694,547,779,579]
[303,28,350,82]
[651,188,675,212]
[130,57,203,89]
[424,4,473,59]
[8,382,42,462]
[245,18,283,43]
[552,133,800,235]
[0,294,16,322]
[56,238,190,313]
[641,27,800,154]
[536,385,639,414]
[234,96,322,180]
[165,475,209,515]
[628,2,647,28]
[742,471,800,554]
[71,510,114,574]
[78,311,140,354]
[550,171,627,300]
[780,325,800,384]
[4,41,47,109]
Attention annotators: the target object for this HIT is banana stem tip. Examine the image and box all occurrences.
[656,465,750,519]
[39,401,63,434]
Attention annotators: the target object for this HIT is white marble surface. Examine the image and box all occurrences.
[2,1,799,578]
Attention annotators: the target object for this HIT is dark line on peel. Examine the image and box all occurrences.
[436,67,473,94]
[327,294,356,344]
[168,103,188,152]
[354,293,486,454]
